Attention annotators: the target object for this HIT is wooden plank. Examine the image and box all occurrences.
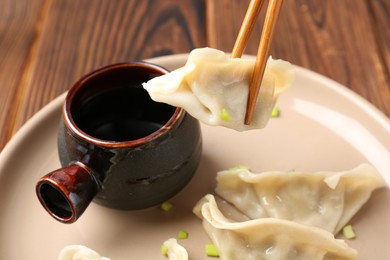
[0,0,47,149]
[367,0,390,83]
[206,0,390,116]
[9,0,206,137]
[206,0,254,53]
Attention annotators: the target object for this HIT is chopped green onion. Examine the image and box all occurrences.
[342,225,356,239]
[177,230,189,239]
[161,244,168,255]
[220,108,231,122]
[271,107,280,118]
[205,244,219,257]
[228,165,250,171]
[161,201,173,212]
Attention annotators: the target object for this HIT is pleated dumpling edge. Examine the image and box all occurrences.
[193,194,358,260]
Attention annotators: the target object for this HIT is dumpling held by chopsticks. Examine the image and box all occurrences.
[143,47,294,131]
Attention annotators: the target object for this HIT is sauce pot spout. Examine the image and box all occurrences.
[35,163,100,223]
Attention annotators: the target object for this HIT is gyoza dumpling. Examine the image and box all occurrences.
[58,245,110,260]
[215,164,385,234]
[162,238,188,260]
[193,194,357,260]
[143,48,294,131]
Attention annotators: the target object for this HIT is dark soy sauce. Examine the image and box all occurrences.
[73,87,176,142]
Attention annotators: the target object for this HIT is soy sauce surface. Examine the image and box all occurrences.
[73,87,175,142]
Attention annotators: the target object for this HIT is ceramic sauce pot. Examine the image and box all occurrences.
[36,62,202,223]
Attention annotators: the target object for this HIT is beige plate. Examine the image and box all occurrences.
[0,54,390,259]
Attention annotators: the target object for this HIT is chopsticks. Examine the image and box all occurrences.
[232,0,284,125]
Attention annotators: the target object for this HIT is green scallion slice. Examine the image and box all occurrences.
[271,107,280,118]
[178,230,189,239]
[342,225,356,239]
[161,244,168,255]
[161,201,173,212]
[205,244,219,257]
[220,108,231,122]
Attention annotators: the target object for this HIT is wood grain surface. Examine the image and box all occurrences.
[0,0,389,151]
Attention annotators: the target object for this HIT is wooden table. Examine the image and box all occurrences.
[1,0,389,151]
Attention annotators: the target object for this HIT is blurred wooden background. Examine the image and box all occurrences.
[0,0,389,150]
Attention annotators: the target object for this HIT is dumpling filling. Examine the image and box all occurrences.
[143,48,294,131]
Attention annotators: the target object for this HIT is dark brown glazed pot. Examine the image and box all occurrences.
[36,62,202,224]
